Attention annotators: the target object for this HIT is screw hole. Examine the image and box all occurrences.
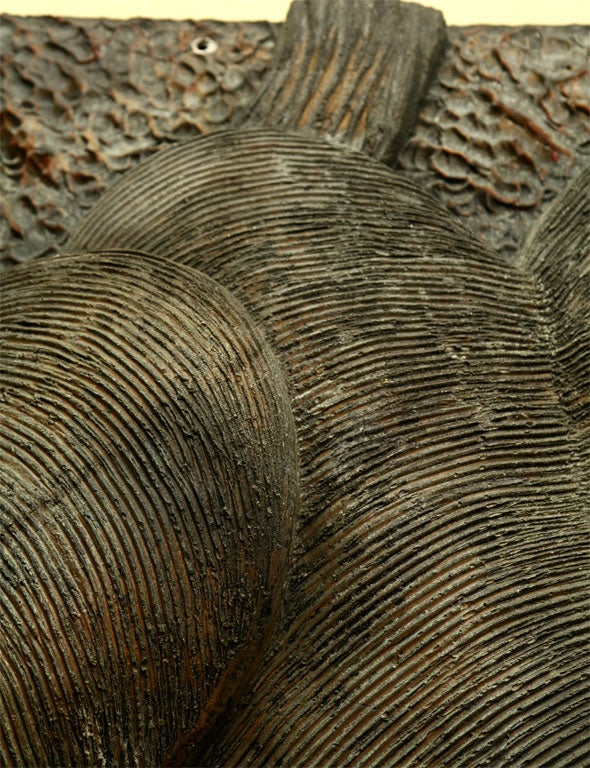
[191,36,218,56]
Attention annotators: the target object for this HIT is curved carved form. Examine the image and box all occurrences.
[2,0,588,764]
[67,129,589,767]
[0,251,299,766]
[517,164,590,507]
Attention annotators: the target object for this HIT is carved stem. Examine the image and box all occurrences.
[233,0,447,164]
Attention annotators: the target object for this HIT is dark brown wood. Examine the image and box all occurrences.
[1,18,588,265]
[233,0,447,164]
[0,15,278,266]
[65,129,589,767]
[516,164,590,506]
[399,25,590,260]
[0,251,300,766]
[1,3,589,766]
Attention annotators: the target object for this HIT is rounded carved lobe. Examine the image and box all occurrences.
[67,129,589,767]
[0,250,299,766]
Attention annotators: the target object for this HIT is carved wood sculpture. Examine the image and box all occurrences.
[1,17,589,265]
[1,1,589,766]
[1,252,300,764]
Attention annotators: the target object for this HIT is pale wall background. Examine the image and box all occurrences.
[0,0,588,27]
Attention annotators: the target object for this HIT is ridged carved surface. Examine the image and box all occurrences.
[0,251,299,766]
[517,165,590,507]
[2,17,589,266]
[235,0,446,163]
[67,129,589,767]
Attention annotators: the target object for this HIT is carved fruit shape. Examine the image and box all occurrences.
[0,250,299,766]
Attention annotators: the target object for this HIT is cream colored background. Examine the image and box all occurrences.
[0,0,588,26]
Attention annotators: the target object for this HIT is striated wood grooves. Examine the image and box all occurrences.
[516,164,590,508]
[232,0,447,163]
[67,129,589,767]
[0,251,299,766]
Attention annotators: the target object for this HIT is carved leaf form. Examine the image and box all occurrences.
[66,129,589,767]
[0,251,299,766]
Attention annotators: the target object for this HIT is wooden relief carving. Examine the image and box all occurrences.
[2,15,589,265]
[1,1,588,766]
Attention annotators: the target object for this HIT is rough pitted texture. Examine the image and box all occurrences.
[399,25,590,259]
[234,0,447,164]
[0,15,277,266]
[0,251,299,766]
[66,128,589,767]
[1,17,589,267]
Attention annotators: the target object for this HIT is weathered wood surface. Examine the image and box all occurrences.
[1,16,589,265]
[0,16,278,266]
[1,1,589,765]
[0,251,300,766]
[233,0,446,163]
[66,128,590,768]
[399,25,590,259]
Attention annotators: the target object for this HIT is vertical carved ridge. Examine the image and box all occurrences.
[233,0,447,164]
